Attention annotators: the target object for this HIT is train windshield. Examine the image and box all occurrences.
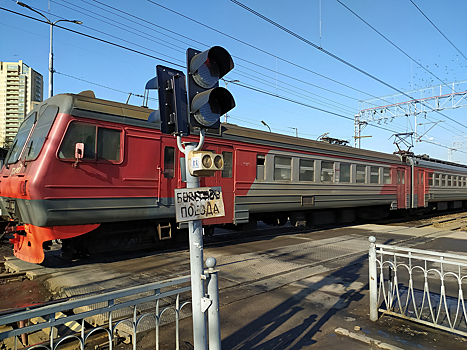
[24,106,59,160]
[5,105,59,165]
[5,112,36,165]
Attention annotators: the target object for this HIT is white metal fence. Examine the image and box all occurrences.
[369,236,467,336]
[0,275,191,350]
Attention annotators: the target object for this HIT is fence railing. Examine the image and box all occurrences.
[0,275,191,350]
[369,236,467,336]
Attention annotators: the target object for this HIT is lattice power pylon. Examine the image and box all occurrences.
[355,80,467,148]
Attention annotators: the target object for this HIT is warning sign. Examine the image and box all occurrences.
[174,187,225,223]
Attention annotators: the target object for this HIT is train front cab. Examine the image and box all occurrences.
[0,95,100,263]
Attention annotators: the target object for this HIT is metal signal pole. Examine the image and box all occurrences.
[177,133,210,350]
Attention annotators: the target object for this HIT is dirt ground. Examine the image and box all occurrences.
[0,240,52,312]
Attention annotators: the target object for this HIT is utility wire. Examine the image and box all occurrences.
[144,0,445,113]
[55,0,359,111]
[4,5,463,153]
[0,7,185,69]
[409,0,467,62]
[233,70,356,114]
[1,6,361,120]
[83,0,362,102]
[55,71,157,101]
[140,0,466,131]
[230,0,467,132]
[87,0,206,48]
[234,82,400,135]
[54,0,186,54]
[146,0,379,100]
[337,0,456,92]
[51,0,362,111]
[4,7,359,125]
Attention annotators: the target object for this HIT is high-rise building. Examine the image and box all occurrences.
[0,60,43,147]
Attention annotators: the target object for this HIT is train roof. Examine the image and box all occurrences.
[43,92,467,169]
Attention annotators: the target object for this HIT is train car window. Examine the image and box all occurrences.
[274,156,291,181]
[321,161,334,182]
[59,123,96,159]
[256,155,265,180]
[163,146,175,178]
[25,106,59,160]
[370,166,379,184]
[340,163,351,183]
[356,165,366,184]
[383,168,391,184]
[299,159,314,181]
[434,174,440,186]
[5,112,36,164]
[428,173,433,186]
[441,175,446,186]
[97,128,121,161]
[421,172,424,185]
[453,176,457,187]
[447,175,452,187]
[222,151,233,178]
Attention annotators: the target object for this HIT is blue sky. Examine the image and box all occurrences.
[2,0,467,162]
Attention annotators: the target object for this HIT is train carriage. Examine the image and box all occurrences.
[2,91,467,264]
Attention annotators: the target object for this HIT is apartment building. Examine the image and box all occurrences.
[0,60,43,147]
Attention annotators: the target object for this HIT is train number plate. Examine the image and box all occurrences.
[174,187,225,223]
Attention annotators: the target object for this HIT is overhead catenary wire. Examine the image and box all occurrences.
[2,6,362,121]
[78,0,363,102]
[42,0,363,111]
[143,0,464,127]
[71,0,461,123]
[35,0,460,127]
[145,0,382,100]
[409,0,467,62]
[4,4,464,155]
[336,0,456,93]
[230,0,467,132]
[0,7,185,69]
[55,0,465,136]
[54,0,188,54]
[139,0,467,136]
[55,0,359,114]
[55,71,157,101]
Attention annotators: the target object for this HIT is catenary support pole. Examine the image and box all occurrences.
[369,236,378,321]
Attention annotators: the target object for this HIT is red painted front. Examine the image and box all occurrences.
[11,224,99,264]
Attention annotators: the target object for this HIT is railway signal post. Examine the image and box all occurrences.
[155,45,235,350]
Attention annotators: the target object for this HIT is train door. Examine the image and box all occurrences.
[416,169,426,207]
[159,137,178,206]
[396,167,407,209]
[200,144,234,225]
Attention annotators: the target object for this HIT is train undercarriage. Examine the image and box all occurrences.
[4,200,467,264]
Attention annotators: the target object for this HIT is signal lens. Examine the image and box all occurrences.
[202,154,213,168]
[193,59,220,89]
[194,99,221,126]
[214,155,223,169]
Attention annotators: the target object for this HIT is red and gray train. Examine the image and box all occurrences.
[1,91,467,264]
